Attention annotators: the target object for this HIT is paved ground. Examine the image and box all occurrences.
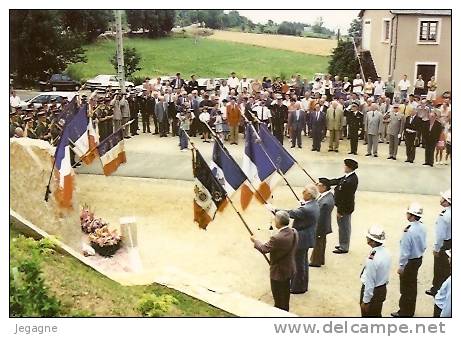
[77,131,450,195]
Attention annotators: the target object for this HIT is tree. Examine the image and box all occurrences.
[348,18,362,38]
[327,40,360,80]
[125,10,175,37]
[59,10,114,42]
[10,10,86,85]
[110,47,142,78]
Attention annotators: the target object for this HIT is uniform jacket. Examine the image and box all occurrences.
[326,106,344,130]
[254,227,298,281]
[285,200,320,250]
[329,172,358,215]
[316,191,335,237]
[111,98,122,120]
[271,104,288,132]
[386,111,405,136]
[364,109,384,135]
[404,115,421,134]
[346,110,363,132]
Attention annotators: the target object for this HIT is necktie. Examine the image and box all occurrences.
[333,108,336,119]
[317,111,319,120]
[372,111,375,118]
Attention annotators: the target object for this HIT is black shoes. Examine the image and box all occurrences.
[332,248,348,254]
[425,290,436,297]
[365,153,371,156]
[309,263,321,268]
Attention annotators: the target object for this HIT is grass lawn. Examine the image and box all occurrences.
[10,230,232,317]
[67,36,329,82]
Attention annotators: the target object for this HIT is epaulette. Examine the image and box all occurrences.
[368,250,376,260]
[404,225,411,232]
[440,209,446,215]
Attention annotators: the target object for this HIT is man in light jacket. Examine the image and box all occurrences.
[326,100,344,152]
[386,104,405,160]
[364,103,384,157]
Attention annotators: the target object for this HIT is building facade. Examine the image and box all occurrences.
[359,10,451,95]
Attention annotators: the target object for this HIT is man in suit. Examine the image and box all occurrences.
[386,104,405,160]
[422,111,443,167]
[154,96,169,137]
[311,103,326,151]
[170,72,185,90]
[326,100,344,152]
[188,74,199,94]
[226,97,241,145]
[271,95,288,145]
[404,109,421,163]
[345,102,363,155]
[364,103,383,157]
[110,93,122,134]
[328,159,359,254]
[310,178,335,267]
[252,211,298,312]
[270,184,320,294]
[288,102,306,149]
[120,94,131,138]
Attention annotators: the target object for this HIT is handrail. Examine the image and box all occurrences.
[351,36,366,82]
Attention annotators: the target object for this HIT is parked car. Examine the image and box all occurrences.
[84,75,134,91]
[38,74,81,92]
[19,92,77,109]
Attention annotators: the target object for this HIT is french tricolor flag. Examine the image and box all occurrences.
[240,125,276,210]
[54,106,89,208]
[97,128,126,176]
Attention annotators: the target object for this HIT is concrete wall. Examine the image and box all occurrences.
[393,14,451,94]
[361,10,393,79]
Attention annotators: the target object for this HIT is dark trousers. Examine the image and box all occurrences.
[310,235,326,266]
[350,130,359,153]
[312,128,322,150]
[159,118,169,136]
[433,304,442,318]
[430,242,451,294]
[273,129,284,145]
[425,143,436,165]
[405,132,417,162]
[360,284,387,317]
[291,127,302,147]
[152,114,159,134]
[398,257,422,317]
[291,248,309,293]
[271,278,291,312]
[141,113,150,133]
[170,118,179,136]
[130,115,138,135]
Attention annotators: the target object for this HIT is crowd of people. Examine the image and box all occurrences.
[10,71,452,167]
[252,159,451,317]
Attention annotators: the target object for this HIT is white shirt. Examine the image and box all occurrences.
[10,95,21,107]
[317,190,332,201]
[219,85,230,101]
[253,105,271,121]
[199,112,210,123]
[239,80,250,92]
[353,78,364,93]
[227,76,240,89]
[300,98,311,111]
[398,79,411,91]
[373,81,385,96]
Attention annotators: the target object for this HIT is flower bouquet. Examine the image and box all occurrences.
[89,225,122,257]
[80,205,107,234]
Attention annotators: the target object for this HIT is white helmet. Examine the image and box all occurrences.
[440,189,451,204]
[366,225,386,243]
[407,202,423,217]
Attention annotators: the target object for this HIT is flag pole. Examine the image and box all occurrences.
[202,122,276,210]
[44,100,81,202]
[240,113,300,201]
[251,113,317,184]
[70,119,134,169]
[185,132,270,265]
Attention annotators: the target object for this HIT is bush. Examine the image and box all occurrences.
[110,47,142,79]
[136,293,179,317]
[10,236,61,317]
[131,76,145,86]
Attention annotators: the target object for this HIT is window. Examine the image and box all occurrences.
[418,18,441,43]
[382,19,391,42]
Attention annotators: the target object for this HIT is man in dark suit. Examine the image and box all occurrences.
[345,102,363,155]
[310,178,335,267]
[311,103,326,151]
[187,74,199,94]
[404,109,421,163]
[288,104,306,148]
[271,95,288,144]
[252,211,298,312]
[328,159,359,254]
[170,72,185,90]
[270,185,320,294]
[422,111,443,167]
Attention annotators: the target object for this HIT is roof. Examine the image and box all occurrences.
[359,9,451,17]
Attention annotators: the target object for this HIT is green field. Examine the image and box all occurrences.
[67,37,329,82]
[10,230,231,317]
